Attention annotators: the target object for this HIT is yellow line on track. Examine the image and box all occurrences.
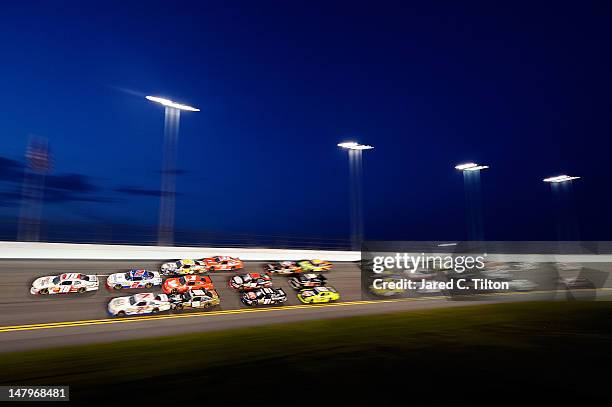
[0,288,609,333]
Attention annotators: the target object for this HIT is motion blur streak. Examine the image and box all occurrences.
[348,148,363,250]
[158,106,180,246]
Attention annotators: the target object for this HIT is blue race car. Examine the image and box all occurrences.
[106,269,163,290]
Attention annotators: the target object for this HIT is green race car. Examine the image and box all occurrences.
[297,259,333,272]
[297,286,340,304]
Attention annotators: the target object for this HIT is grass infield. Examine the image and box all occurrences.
[1,301,611,403]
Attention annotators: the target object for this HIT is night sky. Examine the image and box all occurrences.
[1,1,611,242]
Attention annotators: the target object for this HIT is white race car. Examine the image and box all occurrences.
[108,293,171,317]
[30,273,99,295]
[160,259,206,276]
[508,279,538,292]
[106,269,162,290]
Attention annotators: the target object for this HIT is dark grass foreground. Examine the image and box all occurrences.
[2,301,612,404]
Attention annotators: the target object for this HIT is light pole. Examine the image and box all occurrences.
[338,141,373,250]
[18,137,51,241]
[544,174,580,241]
[146,96,199,246]
[455,162,489,240]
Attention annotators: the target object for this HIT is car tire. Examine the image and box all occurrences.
[230,267,235,271]
[175,304,183,310]
[114,284,122,290]
[117,311,126,317]
[78,287,86,293]
[152,308,160,314]
[39,288,49,295]
[145,283,153,288]
[171,288,178,294]
[208,267,215,272]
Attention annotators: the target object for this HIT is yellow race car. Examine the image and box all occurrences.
[297,259,333,272]
[297,286,340,304]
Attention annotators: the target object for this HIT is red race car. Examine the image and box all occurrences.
[162,274,214,295]
[229,273,272,291]
[200,256,244,272]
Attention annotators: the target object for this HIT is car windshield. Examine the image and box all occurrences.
[124,272,132,280]
[52,276,60,285]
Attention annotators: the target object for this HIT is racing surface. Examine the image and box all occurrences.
[0,260,610,353]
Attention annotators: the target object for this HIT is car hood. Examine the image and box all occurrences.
[163,279,180,288]
[107,273,126,284]
[108,297,129,309]
[32,276,54,289]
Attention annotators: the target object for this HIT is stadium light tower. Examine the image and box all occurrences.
[544,174,581,241]
[146,96,199,246]
[455,161,488,240]
[339,141,373,250]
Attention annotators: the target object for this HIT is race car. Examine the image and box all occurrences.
[288,273,327,290]
[297,259,333,272]
[200,256,244,272]
[229,273,272,291]
[508,279,538,292]
[264,261,302,275]
[160,259,207,276]
[368,276,406,297]
[30,273,99,295]
[241,287,287,306]
[108,293,171,317]
[162,274,214,294]
[297,286,340,304]
[558,277,595,289]
[106,269,162,290]
[170,289,220,310]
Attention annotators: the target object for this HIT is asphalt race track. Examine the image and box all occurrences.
[0,260,610,353]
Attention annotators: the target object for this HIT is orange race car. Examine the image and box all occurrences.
[200,256,244,272]
[162,274,214,294]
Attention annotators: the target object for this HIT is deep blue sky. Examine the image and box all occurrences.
[1,1,611,241]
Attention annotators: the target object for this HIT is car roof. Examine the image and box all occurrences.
[129,269,149,277]
[314,286,335,293]
[60,273,84,280]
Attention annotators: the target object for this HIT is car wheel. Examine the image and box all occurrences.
[152,308,160,314]
[39,288,49,295]
[230,267,235,271]
[208,267,215,272]
[204,303,210,308]
[171,288,178,294]
[175,304,183,310]
[145,283,153,288]
[117,311,126,317]
[77,287,86,293]
[114,284,122,290]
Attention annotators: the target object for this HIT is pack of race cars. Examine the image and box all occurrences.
[29,257,339,317]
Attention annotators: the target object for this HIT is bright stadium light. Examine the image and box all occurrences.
[455,162,489,171]
[338,141,374,150]
[146,96,200,112]
[543,175,581,183]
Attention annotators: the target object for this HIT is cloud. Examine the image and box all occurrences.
[46,173,97,193]
[115,186,183,197]
[0,154,109,204]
